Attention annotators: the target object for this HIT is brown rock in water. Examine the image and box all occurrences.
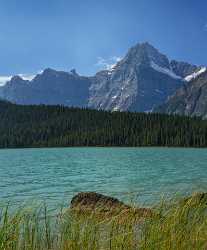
[70,192,152,218]
[71,192,129,211]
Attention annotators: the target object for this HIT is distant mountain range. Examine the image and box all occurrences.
[0,69,91,107]
[0,42,206,115]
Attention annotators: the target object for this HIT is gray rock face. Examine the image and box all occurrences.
[89,42,185,112]
[155,70,207,118]
[0,42,201,112]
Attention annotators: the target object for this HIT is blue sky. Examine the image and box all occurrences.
[0,0,207,78]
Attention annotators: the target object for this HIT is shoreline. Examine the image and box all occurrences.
[1,145,207,150]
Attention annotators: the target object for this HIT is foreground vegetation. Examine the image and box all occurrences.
[1,100,207,148]
[0,193,207,249]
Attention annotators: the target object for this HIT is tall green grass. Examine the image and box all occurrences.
[0,194,207,250]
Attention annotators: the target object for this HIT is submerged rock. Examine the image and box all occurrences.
[70,192,152,218]
[71,192,129,211]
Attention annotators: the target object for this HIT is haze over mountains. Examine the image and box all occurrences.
[0,42,206,116]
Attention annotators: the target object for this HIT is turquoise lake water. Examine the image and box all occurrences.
[0,147,207,209]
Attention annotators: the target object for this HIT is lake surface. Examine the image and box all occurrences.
[0,147,207,209]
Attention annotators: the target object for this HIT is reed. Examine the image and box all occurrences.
[0,193,207,250]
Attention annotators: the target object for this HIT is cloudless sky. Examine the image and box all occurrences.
[0,0,207,76]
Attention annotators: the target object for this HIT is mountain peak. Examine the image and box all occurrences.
[10,75,24,82]
[70,69,79,76]
[42,68,56,75]
[130,41,155,49]
[123,41,170,70]
[138,41,156,49]
[132,42,161,54]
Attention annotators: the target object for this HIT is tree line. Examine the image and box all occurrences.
[0,100,207,148]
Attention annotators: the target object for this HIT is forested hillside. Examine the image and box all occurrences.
[0,100,207,148]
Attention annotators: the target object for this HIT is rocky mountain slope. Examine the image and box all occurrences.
[89,43,199,112]
[0,42,202,112]
[155,68,207,118]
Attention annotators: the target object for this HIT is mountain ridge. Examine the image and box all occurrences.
[0,42,203,113]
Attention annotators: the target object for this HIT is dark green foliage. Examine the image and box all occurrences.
[0,100,207,148]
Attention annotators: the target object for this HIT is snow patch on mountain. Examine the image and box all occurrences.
[0,76,12,86]
[112,95,117,99]
[19,74,37,81]
[155,89,164,94]
[0,71,43,86]
[184,67,207,82]
[150,61,182,80]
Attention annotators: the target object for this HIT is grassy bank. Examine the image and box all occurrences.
[0,193,207,249]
